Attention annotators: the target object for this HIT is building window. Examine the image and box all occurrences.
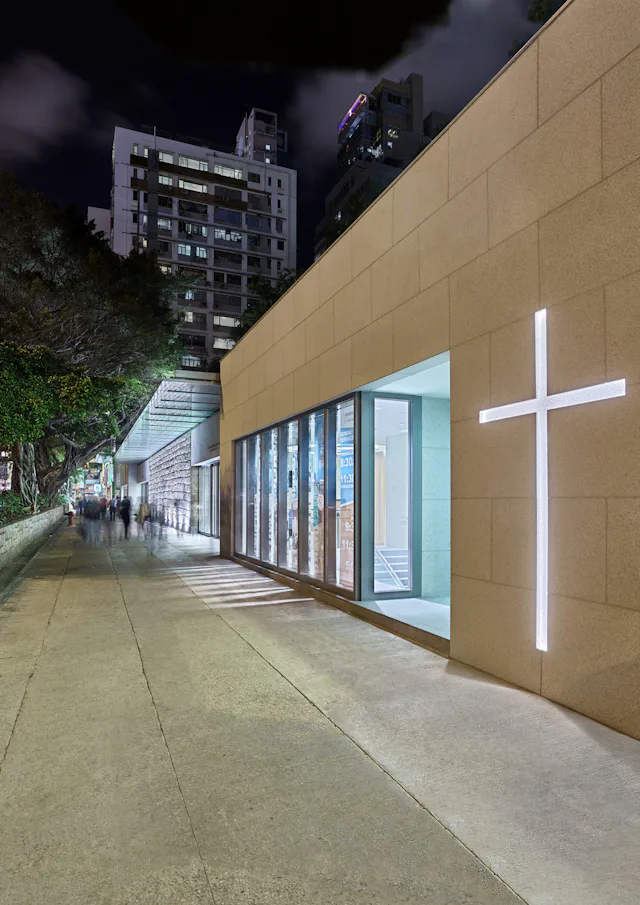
[159,174,173,186]
[275,220,283,234]
[158,196,173,209]
[158,216,172,230]
[159,151,173,163]
[179,179,207,194]
[214,164,243,181]
[179,221,207,237]
[143,147,149,157]
[265,157,272,164]
[247,234,260,247]
[213,315,239,327]
[267,177,272,186]
[247,255,261,267]
[248,172,260,183]
[195,246,208,259]
[132,190,139,201]
[133,143,139,155]
[178,243,191,256]
[181,355,201,368]
[159,264,172,275]
[227,273,242,286]
[277,260,282,271]
[215,251,242,267]
[277,178,282,189]
[214,227,242,243]
[213,337,235,350]
[159,240,171,255]
[179,155,208,171]
[184,289,194,300]
[184,310,194,322]
[277,239,284,251]
[132,212,138,224]
[277,198,283,211]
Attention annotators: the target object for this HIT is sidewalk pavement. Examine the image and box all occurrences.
[1,523,639,905]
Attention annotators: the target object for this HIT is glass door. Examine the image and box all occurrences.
[373,397,411,593]
[199,465,212,535]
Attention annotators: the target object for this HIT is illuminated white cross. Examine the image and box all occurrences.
[479,309,625,652]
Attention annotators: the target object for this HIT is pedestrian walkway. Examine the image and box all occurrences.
[1,524,639,905]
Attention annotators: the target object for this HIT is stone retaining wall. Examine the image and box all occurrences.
[0,507,65,575]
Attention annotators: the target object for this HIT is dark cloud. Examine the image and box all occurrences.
[0,52,88,165]
[287,0,537,179]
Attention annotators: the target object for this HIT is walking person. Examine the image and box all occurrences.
[83,495,101,545]
[137,500,150,539]
[120,496,132,540]
[99,497,108,520]
[109,497,117,521]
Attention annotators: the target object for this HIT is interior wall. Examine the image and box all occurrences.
[421,398,450,600]
[219,0,640,740]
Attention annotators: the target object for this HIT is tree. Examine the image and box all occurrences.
[230,268,300,341]
[0,173,184,505]
[527,0,564,23]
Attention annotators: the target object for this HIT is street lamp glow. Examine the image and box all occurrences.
[479,309,625,652]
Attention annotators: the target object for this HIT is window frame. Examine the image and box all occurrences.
[233,392,359,600]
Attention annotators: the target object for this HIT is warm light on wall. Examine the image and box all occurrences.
[479,309,626,652]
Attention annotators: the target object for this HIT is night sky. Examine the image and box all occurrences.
[1,0,539,270]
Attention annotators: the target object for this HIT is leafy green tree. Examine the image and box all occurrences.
[0,172,184,505]
[230,268,300,342]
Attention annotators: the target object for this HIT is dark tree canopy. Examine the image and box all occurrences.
[230,269,300,342]
[0,172,184,506]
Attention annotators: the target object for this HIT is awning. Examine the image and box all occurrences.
[115,371,221,464]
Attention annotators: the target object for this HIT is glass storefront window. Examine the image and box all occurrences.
[235,440,246,554]
[246,435,260,558]
[279,420,298,571]
[336,399,355,589]
[199,465,212,535]
[261,428,278,563]
[304,411,325,579]
[374,398,411,592]
[235,396,354,594]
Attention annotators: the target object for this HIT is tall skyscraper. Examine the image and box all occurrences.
[102,111,297,370]
[314,74,426,259]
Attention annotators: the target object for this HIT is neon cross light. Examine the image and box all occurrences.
[479,309,625,652]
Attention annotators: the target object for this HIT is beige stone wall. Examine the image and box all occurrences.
[220,0,640,738]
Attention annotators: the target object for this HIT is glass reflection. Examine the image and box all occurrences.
[307,411,325,579]
[247,434,260,558]
[284,421,298,571]
[336,400,355,589]
[264,428,278,563]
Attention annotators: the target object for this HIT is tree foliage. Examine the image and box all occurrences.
[0,172,184,504]
[230,268,300,342]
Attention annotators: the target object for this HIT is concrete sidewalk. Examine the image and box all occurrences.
[1,525,639,904]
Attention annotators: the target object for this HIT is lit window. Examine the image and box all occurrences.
[143,147,149,157]
[195,246,207,259]
[265,157,272,164]
[182,355,201,368]
[213,315,239,327]
[159,151,173,163]
[184,311,194,322]
[265,144,271,151]
[159,174,172,185]
[387,128,399,139]
[158,217,172,230]
[179,179,207,193]
[214,228,241,244]
[214,164,243,180]
[185,290,194,300]
[159,264,172,275]
[213,338,235,350]
[178,243,191,256]
[179,155,208,171]
[133,143,139,155]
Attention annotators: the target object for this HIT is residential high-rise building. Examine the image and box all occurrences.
[105,113,297,370]
[314,74,426,259]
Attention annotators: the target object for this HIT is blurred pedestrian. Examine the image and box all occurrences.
[84,495,101,545]
[109,497,117,521]
[137,500,150,539]
[99,496,108,520]
[120,496,132,539]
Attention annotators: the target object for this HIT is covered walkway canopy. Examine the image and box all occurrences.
[115,370,220,464]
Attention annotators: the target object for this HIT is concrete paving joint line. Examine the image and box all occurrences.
[166,556,532,905]
[0,546,72,773]
[104,542,219,905]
